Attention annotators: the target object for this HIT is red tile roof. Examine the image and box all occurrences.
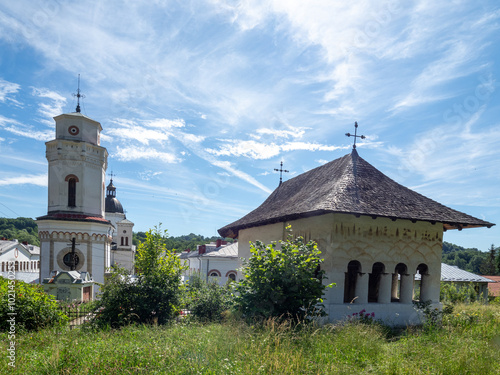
[37,212,110,224]
[484,275,500,297]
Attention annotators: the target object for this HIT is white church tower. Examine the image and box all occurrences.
[37,84,113,297]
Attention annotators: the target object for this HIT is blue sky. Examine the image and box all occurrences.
[0,1,499,251]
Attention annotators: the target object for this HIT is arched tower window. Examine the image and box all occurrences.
[368,262,385,303]
[344,260,362,303]
[416,263,430,302]
[392,263,408,302]
[65,175,79,207]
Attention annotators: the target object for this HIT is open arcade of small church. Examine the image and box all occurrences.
[37,94,494,325]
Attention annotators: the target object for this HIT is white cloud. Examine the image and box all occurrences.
[0,115,52,141]
[32,87,67,121]
[254,126,306,139]
[206,139,352,160]
[0,78,21,104]
[391,110,500,194]
[113,146,181,163]
[206,140,281,159]
[146,118,186,129]
[212,159,272,194]
[139,170,163,181]
[0,173,47,187]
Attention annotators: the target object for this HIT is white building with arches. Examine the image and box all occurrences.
[0,239,40,284]
[218,149,494,326]
[180,239,238,285]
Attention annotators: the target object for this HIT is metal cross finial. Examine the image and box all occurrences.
[274,161,289,186]
[73,74,85,113]
[345,121,366,149]
[108,171,115,182]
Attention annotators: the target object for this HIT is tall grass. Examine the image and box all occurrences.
[1,303,499,374]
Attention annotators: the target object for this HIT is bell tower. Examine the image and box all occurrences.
[45,112,107,216]
[37,79,113,298]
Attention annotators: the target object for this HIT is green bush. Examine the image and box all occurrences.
[235,226,332,322]
[184,274,234,322]
[440,282,480,304]
[0,276,67,331]
[91,227,186,328]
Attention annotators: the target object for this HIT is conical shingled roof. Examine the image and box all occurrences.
[218,149,494,238]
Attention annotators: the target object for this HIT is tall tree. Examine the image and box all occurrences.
[479,244,497,275]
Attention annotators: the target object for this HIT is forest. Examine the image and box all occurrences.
[1,217,498,274]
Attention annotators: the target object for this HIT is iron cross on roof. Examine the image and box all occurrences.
[345,121,366,149]
[274,161,289,186]
[73,74,85,113]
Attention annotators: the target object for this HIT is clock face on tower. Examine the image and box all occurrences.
[68,125,79,136]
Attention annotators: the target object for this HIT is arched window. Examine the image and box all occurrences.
[125,237,129,246]
[121,237,124,246]
[344,260,362,303]
[66,175,78,207]
[415,263,429,302]
[226,270,237,282]
[368,262,385,303]
[208,269,221,277]
[392,263,408,302]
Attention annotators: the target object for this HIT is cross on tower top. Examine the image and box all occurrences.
[73,74,85,113]
[274,161,289,186]
[108,171,115,183]
[345,121,366,149]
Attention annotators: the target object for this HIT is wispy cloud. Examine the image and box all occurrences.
[0,173,47,187]
[0,78,21,105]
[113,146,181,164]
[32,87,67,123]
[0,115,52,141]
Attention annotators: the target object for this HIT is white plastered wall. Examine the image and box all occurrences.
[237,213,443,326]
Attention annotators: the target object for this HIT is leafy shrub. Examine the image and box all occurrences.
[0,276,67,331]
[91,227,186,328]
[440,282,481,304]
[235,226,332,322]
[184,274,234,322]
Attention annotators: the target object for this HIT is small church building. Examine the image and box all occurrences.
[218,148,494,325]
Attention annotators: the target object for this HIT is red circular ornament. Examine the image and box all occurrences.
[68,126,79,135]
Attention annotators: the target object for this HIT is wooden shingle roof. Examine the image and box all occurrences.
[218,150,494,238]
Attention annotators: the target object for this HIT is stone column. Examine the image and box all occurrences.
[87,241,92,274]
[49,239,54,273]
[328,271,345,304]
[400,274,414,304]
[378,273,392,303]
[354,273,368,304]
[391,273,399,300]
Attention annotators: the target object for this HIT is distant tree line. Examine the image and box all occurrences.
[133,231,233,252]
[0,218,232,252]
[0,217,39,246]
[1,217,498,274]
[442,241,499,275]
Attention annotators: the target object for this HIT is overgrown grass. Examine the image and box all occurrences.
[1,303,499,374]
